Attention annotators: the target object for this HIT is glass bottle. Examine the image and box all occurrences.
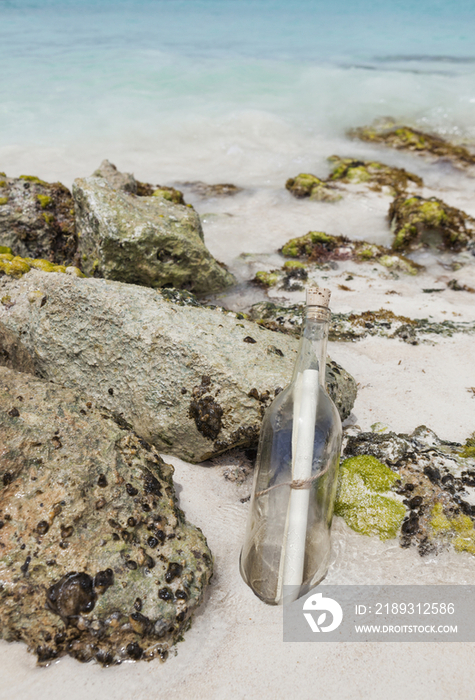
[240,288,342,605]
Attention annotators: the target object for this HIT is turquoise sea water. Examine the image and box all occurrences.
[0,0,474,183]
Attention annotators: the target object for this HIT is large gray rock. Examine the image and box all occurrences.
[0,271,357,462]
[0,173,77,264]
[0,365,212,665]
[73,175,235,294]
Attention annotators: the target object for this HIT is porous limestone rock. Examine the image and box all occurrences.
[389,195,475,252]
[348,117,475,168]
[340,426,475,556]
[285,173,342,202]
[0,271,356,462]
[0,366,212,665]
[0,173,77,264]
[73,176,235,293]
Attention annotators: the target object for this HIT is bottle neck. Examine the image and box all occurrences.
[291,306,330,386]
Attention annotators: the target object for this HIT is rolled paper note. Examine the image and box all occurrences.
[282,367,320,599]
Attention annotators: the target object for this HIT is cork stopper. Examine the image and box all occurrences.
[306,287,331,308]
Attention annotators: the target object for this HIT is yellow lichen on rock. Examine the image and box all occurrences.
[0,254,84,279]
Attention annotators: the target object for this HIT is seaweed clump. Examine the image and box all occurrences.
[348,117,475,168]
[389,195,475,251]
[248,302,475,344]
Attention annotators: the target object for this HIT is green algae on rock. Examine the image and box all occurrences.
[335,455,406,539]
[0,173,77,265]
[0,253,83,279]
[0,271,357,462]
[389,195,475,252]
[0,366,212,666]
[73,175,235,294]
[279,230,422,275]
[343,426,475,556]
[348,117,475,168]
[285,173,342,202]
[327,156,423,195]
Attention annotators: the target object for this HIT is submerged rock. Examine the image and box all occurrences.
[327,156,423,195]
[389,195,475,252]
[0,271,356,462]
[73,176,235,294]
[0,366,212,666]
[0,173,77,265]
[340,426,475,556]
[348,117,475,168]
[285,173,342,202]
[276,230,422,275]
[248,303,475,344]
[181,181,243,198]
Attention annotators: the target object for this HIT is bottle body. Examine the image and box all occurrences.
[240,305,342,605]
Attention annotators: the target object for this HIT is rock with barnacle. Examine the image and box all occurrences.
[0,365,212,666]
[0,270,356,462]
[73,162,235,294]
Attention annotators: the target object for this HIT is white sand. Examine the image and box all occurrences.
[1,161,475,699]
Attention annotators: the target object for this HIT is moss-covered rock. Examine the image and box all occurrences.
[349,117,475,168]
[254,271,280,287]
[0,173,77,265]
[328,156,422,195]
[0,366,212,666]
[73,176,235,294]
[389,195,475,251]
[285,174,342,202]
[335,455,406,539]
[343,426,475,556]
[280,230,422,274]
